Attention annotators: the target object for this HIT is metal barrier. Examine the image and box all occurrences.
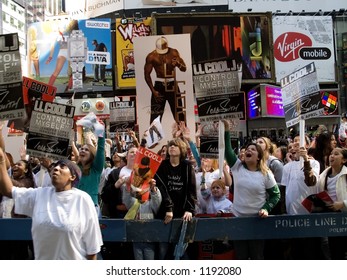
[1,212,347,242]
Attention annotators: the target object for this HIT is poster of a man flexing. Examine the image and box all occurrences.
[134,34,195,145]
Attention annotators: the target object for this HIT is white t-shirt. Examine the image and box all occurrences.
[34,167,54,188]
[12,186,103,260]
[281,159,320,215]
[119,166,133,183]
[230,159,277,217]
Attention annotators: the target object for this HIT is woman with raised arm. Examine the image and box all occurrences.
[0,147,103,260]
[76,125,105,217]
[222,120,280,260]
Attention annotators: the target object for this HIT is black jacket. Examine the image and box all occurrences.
[154,159,197,219]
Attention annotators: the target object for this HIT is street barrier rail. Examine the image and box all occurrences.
[1,212,347,242]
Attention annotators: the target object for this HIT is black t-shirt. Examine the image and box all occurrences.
[155,159,197,219]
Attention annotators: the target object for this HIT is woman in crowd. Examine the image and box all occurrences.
[222,120,280,259]
[256,137,283,184]
[155,137,197,259]
[100,145,138,260]
[311,131,336,174]
[0,147,103,259]
[76,128,105,217]
[157,144,168,160]
[308,147,347,259]
[273,145,288,165]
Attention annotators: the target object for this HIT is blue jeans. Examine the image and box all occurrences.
[133,242,156,260]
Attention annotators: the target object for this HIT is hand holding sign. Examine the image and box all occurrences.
[76,112,105,137]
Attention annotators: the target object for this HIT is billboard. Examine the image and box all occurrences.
[115,17,152,88]
[273,15,336,83]
[151,12,275,84]
[133,34,195,145]
[247,84,284,119]
[27,18,112,94]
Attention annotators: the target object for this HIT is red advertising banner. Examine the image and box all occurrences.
[128,146,162,202]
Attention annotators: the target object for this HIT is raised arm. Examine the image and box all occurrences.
[222,120,237,167]
[0,122,10,169]
[0,147,13,197]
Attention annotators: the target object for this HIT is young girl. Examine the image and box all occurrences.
[121,178,161,260]
[199,179,232,214]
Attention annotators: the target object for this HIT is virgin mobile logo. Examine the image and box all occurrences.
[274,32,312,62]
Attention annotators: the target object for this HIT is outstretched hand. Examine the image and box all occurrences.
[221,119,230,132]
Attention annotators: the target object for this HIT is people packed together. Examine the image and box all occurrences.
[1,119,347,260]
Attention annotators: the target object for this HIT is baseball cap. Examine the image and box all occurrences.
[155,36,169,54]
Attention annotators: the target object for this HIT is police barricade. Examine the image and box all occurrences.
[1,213,347,242]
[195,213,236,260]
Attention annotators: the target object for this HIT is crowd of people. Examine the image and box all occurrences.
[1,120,347,260]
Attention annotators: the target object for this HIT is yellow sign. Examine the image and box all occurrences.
[115,17,152,88]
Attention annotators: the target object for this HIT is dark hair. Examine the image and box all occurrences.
[52,159,81,187]
[293,134,311,146]
[277,145,288,163]
[340,148,347,167]
[312,131,334,173]
[13,159,34,181]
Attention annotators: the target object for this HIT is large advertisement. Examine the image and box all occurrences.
[115,17,152,88]
[27,18,112,94]
[133,34,195,146]
[281,62,324,127]
[152,12,275,83]
[273,15,336,83]
[0,33,25,121]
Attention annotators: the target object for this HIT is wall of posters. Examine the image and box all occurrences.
[273,15,336,83]
[27,18,112,94]
[115,17,152,88]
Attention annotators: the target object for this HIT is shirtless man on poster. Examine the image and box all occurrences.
[144,36,187,125]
